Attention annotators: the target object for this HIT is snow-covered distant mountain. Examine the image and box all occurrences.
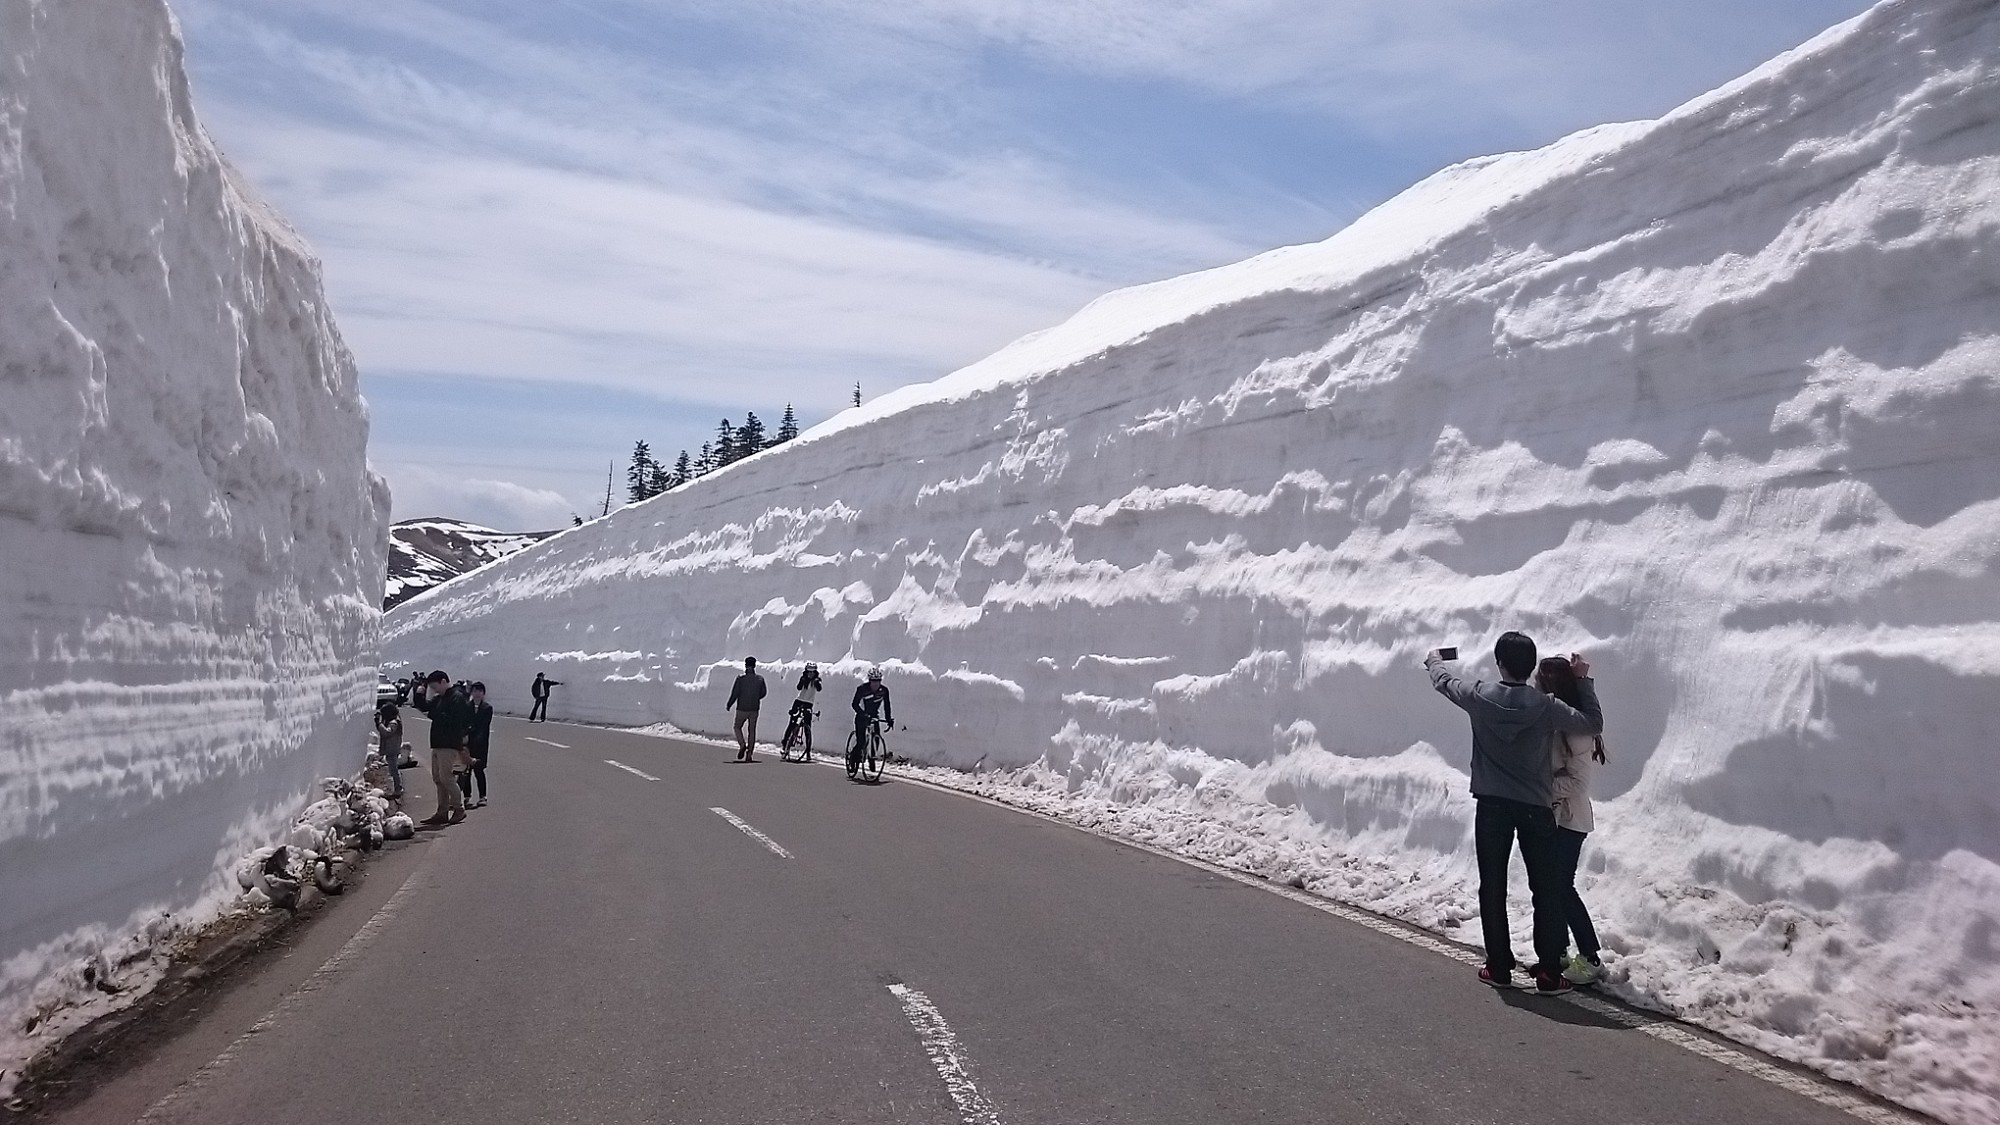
[386,519,555,609]
[384,1,1999,1120]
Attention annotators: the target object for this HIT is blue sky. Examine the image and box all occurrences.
[174,0,1871,530]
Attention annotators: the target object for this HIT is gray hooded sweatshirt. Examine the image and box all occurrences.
[1427,655,1604,807]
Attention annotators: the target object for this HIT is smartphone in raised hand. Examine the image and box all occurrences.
[1438,647,1458,661]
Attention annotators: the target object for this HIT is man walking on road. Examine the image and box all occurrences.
[725,657,767,762]
[412,669,473,825]
[1427,633,1602,993]
[529,672,562,722]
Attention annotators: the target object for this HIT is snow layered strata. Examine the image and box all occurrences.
[385,0,1999,1118]
[0,0,386,1086]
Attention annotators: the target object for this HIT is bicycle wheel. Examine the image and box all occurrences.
[844,731,861,779]
[862,727,885,782]
[779,725,798,761]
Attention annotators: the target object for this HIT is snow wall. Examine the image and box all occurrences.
[384,0,1998,1118]
[0,0,388,1081]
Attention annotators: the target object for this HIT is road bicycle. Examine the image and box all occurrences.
[845,718,887,782]
[779,705,819,762]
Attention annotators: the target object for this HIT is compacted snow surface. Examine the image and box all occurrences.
[0,0,386,1089]
[387,0,1997,1119]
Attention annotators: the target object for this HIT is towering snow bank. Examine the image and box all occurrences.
[386,0,1999,1118]
[0,0,387,1081]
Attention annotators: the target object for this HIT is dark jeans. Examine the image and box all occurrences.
[457,754,489,800]
[1474,796,1568,974]
[1553,827,1600,959]
[528,697,548,721]
[783,702,813,750]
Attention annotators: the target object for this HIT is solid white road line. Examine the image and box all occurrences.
[875,768,1930,1125]
[887,983,1003,1125]
[708,807,793,858]
[603,759,660,782]
[140,855,433,1122]
[523,737,570,748]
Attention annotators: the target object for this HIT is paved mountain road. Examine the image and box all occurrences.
[45,716,1904,1124]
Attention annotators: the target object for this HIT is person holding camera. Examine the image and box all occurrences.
[410,669,473,826]
[1426,633,1602,993]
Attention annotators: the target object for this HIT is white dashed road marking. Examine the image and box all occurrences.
[603,759,660,782]
[708,807,792,858]
[141,855,433,1121]
[876,768,1929,1125]
[887,983,1002,1125]
[524,737,569,748]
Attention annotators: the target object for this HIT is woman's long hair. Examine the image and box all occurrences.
[1536,656,1582,707]
[1537,655,1606,763]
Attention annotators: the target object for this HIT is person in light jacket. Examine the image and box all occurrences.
[1539,655,1607,985]
[1427,633,1603,993]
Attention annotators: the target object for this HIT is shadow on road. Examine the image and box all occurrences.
[1496,989,1632,1029]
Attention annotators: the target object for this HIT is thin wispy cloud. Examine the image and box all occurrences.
[174,0,1871,530]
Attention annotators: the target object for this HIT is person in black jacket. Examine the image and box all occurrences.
[458,682,495,808]
[529,672,562,722]
[410,669,472,825]
[851,667,892,761]
[724,657,767,761]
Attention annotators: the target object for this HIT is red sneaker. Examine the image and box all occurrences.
[1532,967,1574,994]
[1479,966,1515,989]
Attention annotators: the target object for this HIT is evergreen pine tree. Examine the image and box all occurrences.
[696,442,715,476]
[670,450,692,488]
[626,441,654,503]
[648,461,670,497]
[852,382,862,408]
[714,418,737,465]
[571,513,584,526]
[738,411,766,453]
[775,404,799,444]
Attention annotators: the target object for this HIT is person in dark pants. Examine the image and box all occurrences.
[725,657,767,761]
[528,672,562,722]
[373,701,405,804]
[1427,633,1603,993]
[459,682,494,808]
[850,667,893,767]
[1538,655,1608,984]
[410,670,473,826]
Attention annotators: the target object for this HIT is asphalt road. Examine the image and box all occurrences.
[46,714,1900,1125]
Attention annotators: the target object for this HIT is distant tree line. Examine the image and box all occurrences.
[625,404,801,503]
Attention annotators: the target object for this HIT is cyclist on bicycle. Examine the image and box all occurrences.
[851,667,893,749]
[782,662,823,755]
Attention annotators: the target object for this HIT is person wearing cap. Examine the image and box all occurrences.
[410,669,473,825]
[724,657,767,761]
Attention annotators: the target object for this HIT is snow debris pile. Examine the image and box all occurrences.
[0,0,387,1094]
[387,0,1997,1119]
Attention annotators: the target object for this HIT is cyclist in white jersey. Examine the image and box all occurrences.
[782,663,824,755]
